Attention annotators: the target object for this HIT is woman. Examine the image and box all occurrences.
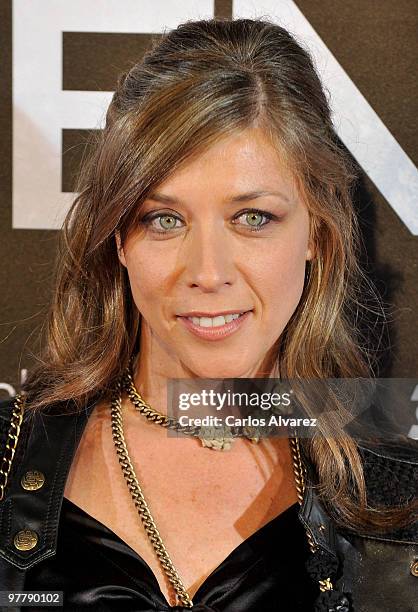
[0,17,416,612]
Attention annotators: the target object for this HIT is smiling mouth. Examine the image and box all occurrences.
[176,310,252,341]
[177,310,252,328]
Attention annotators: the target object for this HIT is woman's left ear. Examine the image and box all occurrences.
[115,231,127,267]
[306,243,314,261]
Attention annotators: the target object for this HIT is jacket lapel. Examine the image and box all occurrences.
[0,400,96,569]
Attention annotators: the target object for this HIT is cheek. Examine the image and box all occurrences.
[251,237,308,323]
[124,246,169,314]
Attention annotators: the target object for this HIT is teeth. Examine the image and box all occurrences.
[188,312,244,327]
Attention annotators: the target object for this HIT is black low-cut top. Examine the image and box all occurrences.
[24,497,317,611]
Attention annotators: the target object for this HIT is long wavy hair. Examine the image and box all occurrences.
[23,18,416,533]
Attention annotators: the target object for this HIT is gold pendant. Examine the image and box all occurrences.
[198,426,261,451]
[200,436,234,451]
[198,426,234,450]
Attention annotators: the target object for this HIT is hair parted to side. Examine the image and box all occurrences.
[23,18,416,534]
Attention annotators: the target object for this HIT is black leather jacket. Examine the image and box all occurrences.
[0,397,417,612]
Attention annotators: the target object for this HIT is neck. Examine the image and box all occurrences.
[131,325,281,417]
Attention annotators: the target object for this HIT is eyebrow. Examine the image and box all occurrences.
[147,190,290,205]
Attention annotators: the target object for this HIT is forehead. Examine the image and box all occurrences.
[148,127,297,200]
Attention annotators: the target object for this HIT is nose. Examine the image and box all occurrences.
[182,221,237,292]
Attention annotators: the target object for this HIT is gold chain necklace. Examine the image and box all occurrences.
[121,360,262,450]
[0,388,335,608]
[110,370,322,608]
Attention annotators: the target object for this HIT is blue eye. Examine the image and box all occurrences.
[233,209,275,232]
[153,214,181,231]
[140,208,278,234]
[139,212,183,233]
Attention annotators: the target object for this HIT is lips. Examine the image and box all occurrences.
[176,309,252,341]
[177,309,252,318]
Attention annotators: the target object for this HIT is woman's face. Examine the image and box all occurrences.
[117,127,313,379]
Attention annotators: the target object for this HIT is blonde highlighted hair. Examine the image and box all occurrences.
[23,18,416,533]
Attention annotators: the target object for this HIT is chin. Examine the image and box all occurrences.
[187,359,257,380]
